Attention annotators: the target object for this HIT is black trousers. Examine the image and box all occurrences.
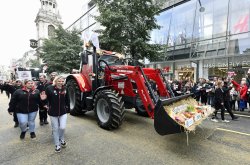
[13,112,18,123]
[214,101,235,120]
[39,109,48,121]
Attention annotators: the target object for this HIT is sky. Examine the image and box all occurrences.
[0,0,87,67]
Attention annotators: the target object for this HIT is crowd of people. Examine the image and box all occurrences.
[170,74,250,122]
[0,72,69,153]
[1,69,250,152]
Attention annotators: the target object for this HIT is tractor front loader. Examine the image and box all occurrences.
[66,46,192,135]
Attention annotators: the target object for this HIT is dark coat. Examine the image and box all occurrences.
[214,88,224,110]
[222,85,232,102]
[45,85,69,117]
[8,87,41,114]
[36,80,50,92]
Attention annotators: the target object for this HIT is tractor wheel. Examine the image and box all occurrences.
[94,90,125,130]
[66,79,86,116]
[135,97,149,117]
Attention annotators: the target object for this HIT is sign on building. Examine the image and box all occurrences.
[30,39,38,49]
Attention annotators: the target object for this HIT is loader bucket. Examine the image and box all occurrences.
[154,94,193,135]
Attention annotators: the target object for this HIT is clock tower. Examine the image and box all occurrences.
[35,0,63,52]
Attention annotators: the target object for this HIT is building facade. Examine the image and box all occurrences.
[66,0,100,34]
[67,0,250,82]
[150,0,250,82]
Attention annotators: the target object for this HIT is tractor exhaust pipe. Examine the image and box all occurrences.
[154,93,193,135]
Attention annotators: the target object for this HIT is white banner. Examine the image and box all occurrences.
[82,31,100,49]
[17,71,32,80]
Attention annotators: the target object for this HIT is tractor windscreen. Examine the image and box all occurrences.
[98,55,123,67]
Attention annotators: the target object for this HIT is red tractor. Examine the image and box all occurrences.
[66,47,191,135]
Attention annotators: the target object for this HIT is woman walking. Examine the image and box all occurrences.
[211,81,230,123]
[41,76,69,153]
[8,80,41,139]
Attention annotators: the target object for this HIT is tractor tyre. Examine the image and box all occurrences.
[66,79,86,116]
[135,97,149,117]
[94,90,125,130]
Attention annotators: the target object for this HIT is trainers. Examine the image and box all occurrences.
[14,122,19,128]
[30,132,36,139]
[40,120,44,126]
[232,116,239,120]
[211,118,218,123]
[44,120,49,124]
[20,132,26,139]
[222,120,230,123]
[55,145,61,153]
[60,140,67,148]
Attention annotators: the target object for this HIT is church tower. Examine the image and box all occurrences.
[35,0,63,51]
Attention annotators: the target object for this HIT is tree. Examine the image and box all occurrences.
[95,0,161,61]
[40,26,82,73]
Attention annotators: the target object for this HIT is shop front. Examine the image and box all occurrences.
[202,55,250,81]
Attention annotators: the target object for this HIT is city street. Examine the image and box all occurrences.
[0,93,250,165]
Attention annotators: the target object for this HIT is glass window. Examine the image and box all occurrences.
[205,50,216,57]
[48,25,55,38]
[229,0,250,35]
[228,33,250,55]
[150,9,172,45]
[218,49,225,56]
[169,0,196,46]
[193,0,229,40]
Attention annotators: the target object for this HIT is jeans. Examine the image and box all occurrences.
[207,95,214,106]
[17,111,38,133]
[50,114,67,146]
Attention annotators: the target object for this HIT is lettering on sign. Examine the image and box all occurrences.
[172,104,187,114]
[185,118,194,127]
[203,61,250,68]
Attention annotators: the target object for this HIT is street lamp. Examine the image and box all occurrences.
[198,0,205,12]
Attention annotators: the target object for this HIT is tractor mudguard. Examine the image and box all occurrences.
[154,94,192,135]
[93,86,113,97]
[66,74,91,92]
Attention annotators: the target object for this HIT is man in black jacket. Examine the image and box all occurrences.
[36,75,50,125]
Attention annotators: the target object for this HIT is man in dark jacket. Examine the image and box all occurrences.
[8,80,41,140]
[36,75,50,125]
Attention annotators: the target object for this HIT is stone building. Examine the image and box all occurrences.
[35,0,63,53]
